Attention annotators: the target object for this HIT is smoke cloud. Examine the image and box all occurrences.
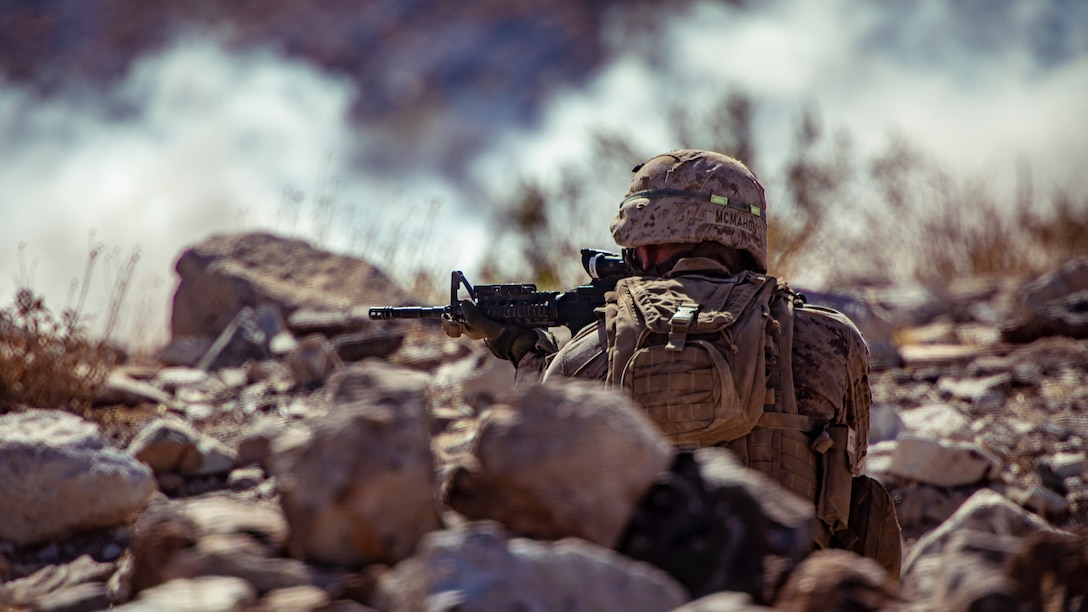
[2,1,1085,348]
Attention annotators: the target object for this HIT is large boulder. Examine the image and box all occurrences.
[900,488,1058,599]
[443,381,673,548]
[373,521,687,611]
[124,493,311,599]
[167,231,415,345]
[271,361,442,567]
[773,549,899,612]
[0,410,156,545]
[617,448,815,603]
[1003,257,1088,342]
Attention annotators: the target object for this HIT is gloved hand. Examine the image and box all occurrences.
[442,300,538,364]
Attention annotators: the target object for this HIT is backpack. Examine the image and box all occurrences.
[604,269,789,448]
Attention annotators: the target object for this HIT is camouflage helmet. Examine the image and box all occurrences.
[610,149,768,272]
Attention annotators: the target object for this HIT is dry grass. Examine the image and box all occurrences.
[485,93,1088,291]
[0,288,116,411]
[0,242,136,412]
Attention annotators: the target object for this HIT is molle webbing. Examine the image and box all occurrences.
[727,427,819,502]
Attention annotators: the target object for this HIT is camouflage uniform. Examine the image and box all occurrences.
[515,260,900,576]
[515,150,900,576]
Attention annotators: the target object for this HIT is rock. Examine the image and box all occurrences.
[902,529,1024,609]
[182,403,214,422]
[286,333,343,386]
[1005,525,1088,609]
[897,404,973,441]
[1045,451,1088,480]
[113,576,257,611]
[859,439,897,482]
[169,232,414,344]
[216,367,249,389]
[100,370,175,407]
[1003,257,1088,342]
[154,367,217,393]
[34,581,111,612]
[444,381,672,548]
[1012,485,1069,519]
[898,343,980,368]
[672,591,771,611]
[157,337,214,368]
[127,418,237,476]
[432,347,516,410]
[320,601,377,611]
[773,549,899,612]
[937,373,1010,411]
[391,335,474,371]
[159,533,314,595]
[195,304,294,371]
[181,496,288,550]
[0,554,116,611]
[886,436,1000,487]
[617,449,814,603]
[271,361,442,567]
[287,306,374,336]
[128,495,199,594]
[332,329,406,362]
[891,484,974,533]
[227,466,265,491]
[0,410,155,545]
[235,417,289,469]
[372,521,687,612]
[259,585,331,612]
[901,489,1057,583]
[867,403,905,444]
[865,283,948,328]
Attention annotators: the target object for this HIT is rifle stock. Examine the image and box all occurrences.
[367,249,631,334]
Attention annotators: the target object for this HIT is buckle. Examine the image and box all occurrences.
[666,303,699,351]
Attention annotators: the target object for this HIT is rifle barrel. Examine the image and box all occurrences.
[368,306,447,320]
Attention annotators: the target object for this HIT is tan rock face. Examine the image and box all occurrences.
[271,361,442,567]
[444,381,673,548]
[169,232,415,342]
[373,521,687,612]
[0,410,155,546]
[127,418,237,476]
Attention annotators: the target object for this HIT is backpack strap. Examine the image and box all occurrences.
[764,280,799,415]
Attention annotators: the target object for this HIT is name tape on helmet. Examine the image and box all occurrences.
[623,189,764,219]
[706,207,764,236]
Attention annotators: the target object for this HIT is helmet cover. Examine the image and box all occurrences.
[610,149,768,272]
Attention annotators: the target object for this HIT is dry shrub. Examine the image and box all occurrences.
[482,91,758,289]
[0,241,137,412]
[760,107,1088,286]
[0,288,117,411]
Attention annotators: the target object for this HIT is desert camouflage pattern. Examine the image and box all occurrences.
[521,269,871,470]
[791,304,872,471]
[516,258,872,497]
[610,150,769,272]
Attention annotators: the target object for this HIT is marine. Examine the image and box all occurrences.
[447,149,903,577]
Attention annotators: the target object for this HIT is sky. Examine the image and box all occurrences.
[2,0,1086,349]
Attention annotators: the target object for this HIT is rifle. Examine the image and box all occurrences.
[368,248,632,334]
